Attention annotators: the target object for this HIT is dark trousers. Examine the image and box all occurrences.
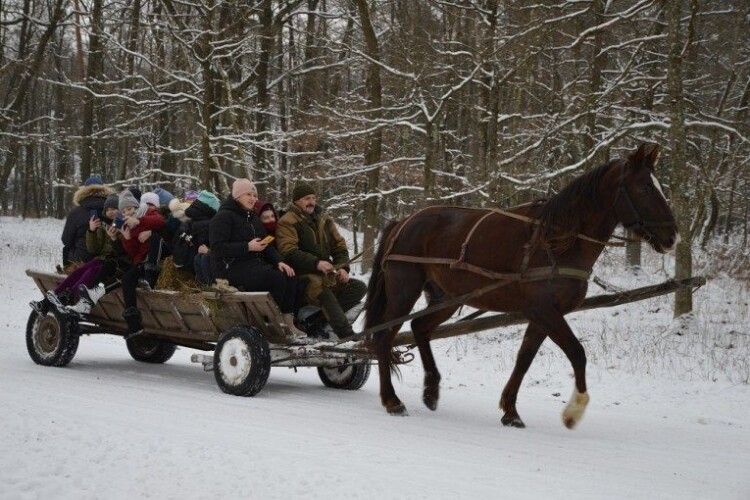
[145,236,165,287]
[121,264,145,309]
[193,254,214,285]
[227,260,299,314]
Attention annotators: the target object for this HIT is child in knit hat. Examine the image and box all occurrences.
[115,189,166,338]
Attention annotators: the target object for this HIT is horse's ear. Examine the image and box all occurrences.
[631,143,661,170]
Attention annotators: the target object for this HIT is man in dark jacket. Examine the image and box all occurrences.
[61,175,114,266]
[276,182,367,338]
[209,178,305,337]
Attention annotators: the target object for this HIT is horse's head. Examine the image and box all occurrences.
[613,143,678,253]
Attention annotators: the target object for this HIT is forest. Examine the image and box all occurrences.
[1,0,748,315]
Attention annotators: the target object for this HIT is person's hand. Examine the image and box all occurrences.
[138,230,152,243]
[121,226,132,240]
[248,238,268,252]
[198,244,209,255]
[336,268,350,283]
[88,216,101,231]
[105,224,118,240]
[278,262,295,277]
[316,260,334,274]
[124,216,139,228]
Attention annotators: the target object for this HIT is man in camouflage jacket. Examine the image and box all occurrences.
[276,183,367,338]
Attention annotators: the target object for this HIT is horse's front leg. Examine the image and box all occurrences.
[530,306,589,429]
[500,321,547,428]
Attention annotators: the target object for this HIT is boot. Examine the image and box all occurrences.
[80,282,107,305]
[66,283,107,317]
[66,297,93,317]
[282,313,308,339]
[46,290,66,313]
[122,307,144,340]
[319,289,355,339]
[30,297,51,315]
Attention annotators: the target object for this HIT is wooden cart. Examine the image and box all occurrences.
[25,270,373,396]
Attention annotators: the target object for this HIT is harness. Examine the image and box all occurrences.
[382,205,602,284]
[352,164,676,341]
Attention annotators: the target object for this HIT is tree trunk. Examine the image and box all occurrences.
[625,229,642,268]
[355,0,383,273]
[79,0,104,182]
[254,0,274,179]
[666,0,692,317]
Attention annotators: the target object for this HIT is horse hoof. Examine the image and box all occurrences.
[501,414,525,428]
[423,394,438,411]
[423,387,439,411]
[562,390,589,429]
[387,403,409,416]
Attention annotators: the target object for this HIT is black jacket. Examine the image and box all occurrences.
[209,197,281,267]
[172,200,216,272]
[61,185,114,266]
[185,200,216,247]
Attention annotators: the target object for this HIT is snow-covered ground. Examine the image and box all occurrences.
[1,216,748,499]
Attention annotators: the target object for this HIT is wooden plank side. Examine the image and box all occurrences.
[24,270,285,343]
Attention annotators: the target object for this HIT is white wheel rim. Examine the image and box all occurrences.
[323,365,354,384]
[218,338,252,386]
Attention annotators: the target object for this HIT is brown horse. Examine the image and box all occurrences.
[364,143,678,428]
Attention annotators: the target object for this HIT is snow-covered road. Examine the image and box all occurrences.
[1,217,748,499]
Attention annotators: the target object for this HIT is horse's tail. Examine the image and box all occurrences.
[364,220,399,331]
[365,220,402,378]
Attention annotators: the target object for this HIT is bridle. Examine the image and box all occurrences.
[613,164,675,244]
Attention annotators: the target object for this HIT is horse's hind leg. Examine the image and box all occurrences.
[411,286,459,411]
[373,325,409,415]
[500,322,547,428]
[373,265,425,416]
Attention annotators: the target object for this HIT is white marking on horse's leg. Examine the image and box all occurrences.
[562,390,590,429]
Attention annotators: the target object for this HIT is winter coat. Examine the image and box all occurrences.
[209,197,282,269]
[120,207,166,264]
[86,224,132,272]
[61,185,115,265]
[172,200,216,272]
[185,200,216,247]
[157,206,181,245]
[85,226,117,260]
[276,204,350,275]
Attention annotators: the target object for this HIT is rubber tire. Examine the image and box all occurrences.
[25,309,79,367]
[317,362,371,390]
[213,325,271,397]
[126,336,177,364]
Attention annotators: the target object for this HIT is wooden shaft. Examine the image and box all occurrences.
[392,276,705,346]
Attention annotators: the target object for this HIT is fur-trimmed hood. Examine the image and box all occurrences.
[72,184,114,206]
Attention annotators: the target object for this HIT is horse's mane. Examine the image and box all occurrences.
[537,159,621,242]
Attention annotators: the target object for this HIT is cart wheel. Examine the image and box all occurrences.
[213,326,271,397]
[25,309,79,367]
[126,336,177,364]
[317,362,371,390]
